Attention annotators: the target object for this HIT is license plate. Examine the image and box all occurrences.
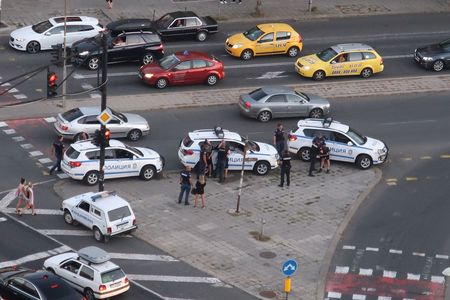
[117,223,129,230]
[110,282,122,288]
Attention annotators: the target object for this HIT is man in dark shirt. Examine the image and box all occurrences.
[278,150,292,187]
[178,166,193,205]
[49,135,64,174]
[309,133,325,177]
[216,140,229,183]
[273,123,285,156]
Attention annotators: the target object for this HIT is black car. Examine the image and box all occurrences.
[414,39,450,72]
[152,11,218,42]
[105,18,153,37]
[71,31,164,70]
[0,267,84,300]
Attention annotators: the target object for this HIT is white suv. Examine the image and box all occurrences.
[62,191,137,242]
[287,118,388,169]
[44,246,130,299]
[62,139,164,185]
[178,127,279,175]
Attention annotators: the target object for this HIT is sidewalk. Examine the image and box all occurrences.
[55,160,381,300]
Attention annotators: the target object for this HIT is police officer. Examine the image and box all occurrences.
[308,132,325,177]
[278,150,291,187]
[178,166,193,205]
[216,140,229,183]
[273,123,285,156]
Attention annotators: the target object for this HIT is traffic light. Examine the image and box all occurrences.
[92,130,101,146]
[103,128,111,147]
[51,44,63,66]
[47,71,58,98]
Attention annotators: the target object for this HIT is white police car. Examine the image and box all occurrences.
[62,139,164,185]
[62,191,137,242]
[44,246,130,300]
[287,118,388,169]
[178,127,279,175]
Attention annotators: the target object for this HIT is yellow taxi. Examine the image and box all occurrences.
[295,43,384,80]
[225,23,303,60]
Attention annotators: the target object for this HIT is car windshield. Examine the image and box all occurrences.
[101,268,126,283]
[316,48,338,62]
[124,144,143,156]
[159,54,180,70]
[346,127,367,145]
[439,39,450,49]
[243,26,265,41]
[65,146,80,159]
[240,136,261,152]
[248,88,268,101]
[32,20,53,34]
[108,206,131,222]
[61,108,83,122]
[295,91,310,101]
[110,108,127,122]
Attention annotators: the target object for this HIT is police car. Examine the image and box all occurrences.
[61,191,137,242]
[287,118,388,169]
[62,139,164,185]
[178,127,279,175]
[44,246,130,300]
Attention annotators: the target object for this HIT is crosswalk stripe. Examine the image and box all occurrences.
[0,217,7,222]
[109,253,178,262]
[44,117,56,123]
[36,229,133,238]
[3,129,16,135]
[0,245,71,268]
[0,122,8,128]
[128,274,223,284]
[2,208,63,215]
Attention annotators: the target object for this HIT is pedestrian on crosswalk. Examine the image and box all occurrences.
[15,177,26,215]
[106,0,113,9]
[22,182,36,216]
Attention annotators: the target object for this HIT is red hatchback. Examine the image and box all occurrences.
[139,51,225,89]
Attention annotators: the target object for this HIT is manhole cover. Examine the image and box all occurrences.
[259,290,277,298]
[259,251,276,259]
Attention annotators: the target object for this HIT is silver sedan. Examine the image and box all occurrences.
[238,86,331,122]
[54,107,150,141]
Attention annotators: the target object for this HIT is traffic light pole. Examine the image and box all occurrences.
[98,32,108,192]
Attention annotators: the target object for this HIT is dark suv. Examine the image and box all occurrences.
[105,18,153,37]
[71,31,164,70]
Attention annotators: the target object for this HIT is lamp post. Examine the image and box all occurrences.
[61,0,68,108]
[236,138,255,213]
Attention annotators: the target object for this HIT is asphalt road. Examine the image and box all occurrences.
[1,13,450,104]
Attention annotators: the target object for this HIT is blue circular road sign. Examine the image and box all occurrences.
[282,259,298,276]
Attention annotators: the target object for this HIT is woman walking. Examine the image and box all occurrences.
[15,178,26,215]
[193,175,207,209]
[23,182,36,216]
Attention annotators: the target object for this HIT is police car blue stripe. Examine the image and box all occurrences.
[292,134,373,151]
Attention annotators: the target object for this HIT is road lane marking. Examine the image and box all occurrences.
[29,151,43,157]
[128,274,224,285]
[0,245,71,268]
[359,268,373,276]
[407,273,420,280]
[20,143,33,149]
[389,249,402,254]
[377,297,392,300]
[383,270,397,278]
[335,266,349,274]
[3,129,16,134]
[401,157,412,161]
[352,294,366,300]
[327,292,342,299]
[38,158,52,164]
[441,154,450,159]
[380,119,436,125]
[412,252,425,257]
[0,217,7,222]
[13,94,27,99]
[405,177,418,181]
[2,208,63,215]
[109,253,178,262]
[0,190,17,208]
[342,245,355,250]
[43,117,56,123]
[56,173,69,179]
[0,122,7,127]
[431,276,445,284]
[365,247,379,252]
[436,254,449,259]
[12,136,25,142]
[420,156,432,160]
[37,229,133,238]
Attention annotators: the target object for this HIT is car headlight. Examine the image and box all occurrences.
[14,37,26,42]
[303,65,310,70]
[232,43,243,49]
[422,56,433,61]
[144,73,154,79]
[78,50,90,57]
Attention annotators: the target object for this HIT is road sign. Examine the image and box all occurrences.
[97,109,112,125]
[282,259,298,276]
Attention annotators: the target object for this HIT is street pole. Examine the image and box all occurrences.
[98,32,108,192]
[61,0,68,108]
[236,145,248,213]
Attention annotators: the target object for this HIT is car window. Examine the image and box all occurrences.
[362,52,376,59]
[346,127,366,145]
[243,26,264,41]
[115,149,134,159]
[78,201,90,213]
[48,26,64,35]
[62,108,83,122]
[22,280,39,298]
[61,260,82,274]
[54,16,83,23]
[171,18,186,28]
[93,208,102,217]
[9,278,28,294]
[105,149,116,159]
[156,13,173,28]
[347,52,363,62]
[79,266,95,281]
[303,129,315,137]
[85,150,100,160]
[79,25,94,32]
[32,20,53,34]
[317,47,338,62]
[101,268,125,284]
[331,132,350,143]
[228,141,245,153]
[80,115,101,125]
[249,88,268,101]
[439,39,450,49]
[186,18,201,27]
[141,33,161,43]
[317,130,332,140]
[286,94,304,103]
[108,206,131,222]
[266,94,287,103]
[295,91,310,101]
[276,31,291,41]
[126,34,144,45]
[174,61,191,71]
[65,146,80,159]
[66,25,83,33]
[192,60,207,69]
[182,136,194,147]
[108,117,120,124]
[259,32,274,43]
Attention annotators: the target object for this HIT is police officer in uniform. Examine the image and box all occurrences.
[216,140,229,183]
[278,150,292,187]
[309,132,325,177]
[273,123,285,156]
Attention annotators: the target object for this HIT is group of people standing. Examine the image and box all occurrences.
[308,132,331,177]
[15,178,36,216]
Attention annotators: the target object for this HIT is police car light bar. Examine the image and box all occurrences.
[91,191,117,201]
[323,117,333,128]
[214,126,224,138]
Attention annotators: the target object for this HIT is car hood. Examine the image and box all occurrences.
[416,43,444,55]
[140,63,166,75]
[135,147,160,159]
[227,33,250,45]
[363,136,386,151]
[253,141,278,156]
[10,25,40,40]
[44,252,77,268]
[296,54,322,66]
[72,37,102,53]
[306,93,330,106]
[122,113,149,126]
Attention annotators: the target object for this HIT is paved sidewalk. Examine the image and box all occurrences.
[55,160,381,300]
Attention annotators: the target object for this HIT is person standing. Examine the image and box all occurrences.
[23,182,36,216]
[49,136,64,174]
[15,178,26,215]
[319,144,331,173]
[203,139,213,177]
[178,166,193,205]
[193,175,207,208]
[216,140,228,183]
[106,0,113,9]
[309,133,324,177]
[278,150,291,187]
[273,123,285,156]
[194,145,207,178]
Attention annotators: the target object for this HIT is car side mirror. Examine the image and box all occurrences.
[347,141,353,146]
[45,32,51,36]
[331,61,336,64]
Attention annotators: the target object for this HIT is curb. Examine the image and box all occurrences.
[315,167,383,300]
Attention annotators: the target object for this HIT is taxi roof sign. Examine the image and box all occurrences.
[97,109,113,125]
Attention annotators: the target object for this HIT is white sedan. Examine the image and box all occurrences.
[9,16,102,53]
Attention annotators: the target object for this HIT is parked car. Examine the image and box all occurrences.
[44,246,129,299]
[239,86,331,122]
[9,16,102,54]
[105,18,153,37]
[152,11,218,42]
[139,50,224,89]
[414,38,450,72]
[71,31,164,70]
[54,106,150,141]
[0,267,84,300]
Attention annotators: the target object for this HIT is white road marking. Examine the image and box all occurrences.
[327,291,342,298]
[37,229,133,237]
[13,94,27,99]
[3,129,16,135]
[8,88,18,93]
[383,54,413,59]
[44,117,56,123]
[128,274,222,284]
[2,208,63,215]
[0,122,7,127]
[412,252,425,257]
[335,266,349,274]
[0,190,17,209]
[389,249,402,254]
[1,82,11,86]
[407,273,420,280]
[431,275,445,283]
[0,217,7,222]
[20,143,33,149]
[0,245,71,268]
[342,245,356,250]
[383,270,397,278]
[252,71,288,79]
[38,158,52,164]
[108,253,178,262]
[89,93,101,99]
[12,136,25,142]
[130,280,173,300]
[381,119,436,126]
[366,247,379,252]
[56,173,69,179]
[377,297,392,300]
[81,83,94,89]
[359,268,373,276]
[352,294,366,300]
[29,151,43,157]
[436,254,449,259]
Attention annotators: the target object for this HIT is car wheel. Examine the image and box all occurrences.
[87,56,100,70]
[313,70,325,81]
[298,147,311,162]
[287,46,299,57]
[83,171,99,186]
[206,74,218,86]
[309,108,323,118]
[432,60,445,72]
[84,288,95,300]
[142,53,154,65]
[63,210,74,225]
[26,41,40,54]
[360,67,373,78]
[253,161,270,175]
[93,227,105,242]
[240,49,254,60]
[156,78,168,89]
[140,165,156,180]
[257,111,272,122]
[127,129,142,141]
[356,154,372,169]
[196,31,207,42]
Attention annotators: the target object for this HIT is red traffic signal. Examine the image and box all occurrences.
[103,129,111,147]
[47,71,58,98]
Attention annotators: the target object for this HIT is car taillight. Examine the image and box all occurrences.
[124,277,129,284]
[380,58,384,65]
[60,124,69,131]
[107,227,112,234]
[69,161,82,168]
[183,149,194,155]
[288,134,297,141]
[99,284,107,292]
[133,219,137,226]
[244,101,251,109]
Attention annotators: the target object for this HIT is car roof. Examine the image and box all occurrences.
[260,85,294,95]
[81,191,132,211]
[49,16,99,26]
[257,23,295,32]
[175,50,211,60]
[331,43,375,53]
[78,246,110,264]
[78,106,102,115]
[167,11,198,18]
[297,118,349,133]
[106,18,152,29]
[188,129,242,142]
[70,139,124,152]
